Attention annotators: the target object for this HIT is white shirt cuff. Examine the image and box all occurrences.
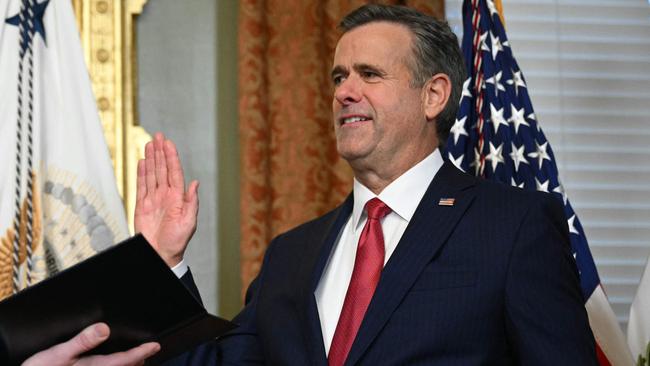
[171,259,188,278]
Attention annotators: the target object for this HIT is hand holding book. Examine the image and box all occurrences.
[22,323,160,366]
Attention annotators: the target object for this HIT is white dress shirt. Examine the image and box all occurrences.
[314,149,444,355]
[171,260,188,278]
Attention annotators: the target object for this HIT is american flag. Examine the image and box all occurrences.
[445,1,634,365]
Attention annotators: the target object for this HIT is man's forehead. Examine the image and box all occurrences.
[333,21,413,64]
[336,21,412,46]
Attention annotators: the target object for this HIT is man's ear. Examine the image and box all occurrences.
[423,73,452,121]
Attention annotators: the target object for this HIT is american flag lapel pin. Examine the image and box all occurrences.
[438,197,455,206]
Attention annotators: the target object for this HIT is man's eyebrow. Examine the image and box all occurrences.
[330,63,387,79]
[353,63,386,75]
[331,65,347,79]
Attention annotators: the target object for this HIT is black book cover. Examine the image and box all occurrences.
[0,234,236,365]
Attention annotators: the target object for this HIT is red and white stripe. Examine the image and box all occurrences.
[470,0,486,176]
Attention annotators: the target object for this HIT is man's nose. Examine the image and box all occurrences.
[334,77,362,105]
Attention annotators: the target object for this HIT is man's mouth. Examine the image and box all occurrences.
[340,116,371,125]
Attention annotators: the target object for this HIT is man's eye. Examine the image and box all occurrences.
[361,70,379,79]
[332,75,346,86]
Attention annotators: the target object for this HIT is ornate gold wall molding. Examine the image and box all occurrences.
[71,0,151,231]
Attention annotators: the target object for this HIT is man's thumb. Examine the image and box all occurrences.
[21,323,111,366]
[71,323,110,354]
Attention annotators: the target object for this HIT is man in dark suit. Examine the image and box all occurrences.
[28,4,597,366]
[121,4,600,366]
[208,4,596,365]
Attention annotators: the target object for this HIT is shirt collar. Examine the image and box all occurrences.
[351,149,444,230]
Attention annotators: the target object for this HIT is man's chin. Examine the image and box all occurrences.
[336,139,374,159]
[337,148,366,162]
[337,149,375,170]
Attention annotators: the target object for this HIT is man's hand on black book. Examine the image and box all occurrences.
[135,132,199,268]
[21,323,160,366]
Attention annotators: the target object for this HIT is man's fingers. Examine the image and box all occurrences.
[164,139,185,190]
[80,342,160,366]
[136,159,146,203]
[22,323,111,366]
[185,180,199,215]
[144,142,156,194]
[113,342,160,366]
[59,323,110,360]
[154,133,168,189]
[74,323,110,353]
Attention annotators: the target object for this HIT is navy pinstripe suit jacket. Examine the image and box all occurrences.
[173,161,598,365]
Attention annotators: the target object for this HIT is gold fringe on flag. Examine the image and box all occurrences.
[495,0,505,27]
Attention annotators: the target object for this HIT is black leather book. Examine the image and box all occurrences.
[0,234,236,365]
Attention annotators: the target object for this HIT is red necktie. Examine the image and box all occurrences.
[328,198,391,366]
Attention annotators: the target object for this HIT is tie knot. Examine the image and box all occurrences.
[365,198,391,220]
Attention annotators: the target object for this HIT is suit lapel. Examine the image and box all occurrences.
[345,162,478,366]
[297,195,354,366]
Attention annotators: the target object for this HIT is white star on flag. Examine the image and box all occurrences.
[486,0,499,17]
[553,182,568,205]
[567,215,579,235]
[511,178,525,189]
[535,177,549,193]
[508,105,529,134]
[527,141,551,169]
[450,116,469,143]
[506,69,527,96]
[485,142,504,172]
[527,112,541,132]
[470,147,482,176]
[489,103,508,134]
[509,142,528,171]
[460,78,472,101]
[480,31,490,53]
[448,153,465,172]
[490,32,503,60]
[485,71,505,96]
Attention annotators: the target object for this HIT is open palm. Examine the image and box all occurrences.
[134,133,198,267]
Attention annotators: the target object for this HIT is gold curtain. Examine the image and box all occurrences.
[72,0,151,232]
[238,0,445,293]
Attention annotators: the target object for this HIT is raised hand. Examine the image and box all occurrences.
[22,323,160,366]
[134,132,199,267]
